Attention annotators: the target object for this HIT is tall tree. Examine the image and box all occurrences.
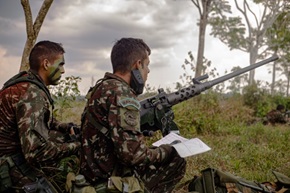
[190,0,212,78]
[190,0,235,78]
[209,0,286,85]
[266,9,290,95]
[20,0,53,72]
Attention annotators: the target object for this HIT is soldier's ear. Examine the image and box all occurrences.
[43,59,50,70]
[131,61,138,71]
[136,60,143,70]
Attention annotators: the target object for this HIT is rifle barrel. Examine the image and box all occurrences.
[166,55,279,106]
[209,55,278,87]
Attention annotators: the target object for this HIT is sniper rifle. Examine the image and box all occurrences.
[140,55,279,136]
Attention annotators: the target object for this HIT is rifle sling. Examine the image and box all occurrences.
[83,77,110,138]
[87,111,110,137]
[4,153,37,181]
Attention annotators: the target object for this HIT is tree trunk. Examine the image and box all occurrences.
[287,73,289,97]
[195,14,207,78]
[194,0,211,78]
[248,48,258,85]
[271,61,276,95]
[19,0,54,72]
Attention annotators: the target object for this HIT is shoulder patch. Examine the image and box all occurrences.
[118,97,140,110]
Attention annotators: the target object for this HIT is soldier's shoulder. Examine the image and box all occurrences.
[267,109,277,115]
[117,96,140,110]
[103,79,133,95]
[1,82,31,96]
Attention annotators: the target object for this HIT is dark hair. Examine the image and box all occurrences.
[276,104,285,111]
[29,40,65,71]
[110,38,151,73]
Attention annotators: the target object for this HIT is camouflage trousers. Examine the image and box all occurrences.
[135,154,186,193]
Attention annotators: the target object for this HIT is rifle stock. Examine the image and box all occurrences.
[140,55,279,136]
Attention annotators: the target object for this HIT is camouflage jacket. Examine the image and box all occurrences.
[80,72,169,183]
[266,109,287,125]
[0,71,80,167]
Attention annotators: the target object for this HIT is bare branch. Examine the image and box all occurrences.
[260,0,283,37]
[191,0,202,16]
[234,0,252,45]
[20,0,34,71]
[244,0,259,28]
[242,0,252,31]
[234,0,244,15]
[19,0,54,72]
[33,0,54,39]
[21,0,34,40]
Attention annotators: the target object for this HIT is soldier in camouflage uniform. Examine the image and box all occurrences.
[0,40,80,192]
[264,104,287,126]
[80,38,186,193]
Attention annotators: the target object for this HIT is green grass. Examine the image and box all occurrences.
[172,94,290,192]
[182,124,290,182]
[56,95,290,192]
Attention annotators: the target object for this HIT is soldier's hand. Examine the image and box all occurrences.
[66,123,81,135]
[66,123,81,142]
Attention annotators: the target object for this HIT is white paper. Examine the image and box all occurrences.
[152,132,211,158]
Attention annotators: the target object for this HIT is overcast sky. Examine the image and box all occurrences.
[0,0,275,95]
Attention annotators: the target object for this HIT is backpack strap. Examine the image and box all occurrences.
[2,71,54,106]
[277,188,290,193]
[201,168,216,193]
[273,171,290,186]
[2,71,55,130]
[81,78,110,137]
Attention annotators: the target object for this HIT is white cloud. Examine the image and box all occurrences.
[0,0,276,95]
[0,47,21,83]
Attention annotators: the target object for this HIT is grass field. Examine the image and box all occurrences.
[57,94,290,192]
[174,124,290,192]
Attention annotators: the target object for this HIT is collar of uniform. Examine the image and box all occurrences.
[28,70,47,86]
[104,72,129,86]
[104,72,137,95]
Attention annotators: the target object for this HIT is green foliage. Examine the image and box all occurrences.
[48,76,82,120]
[209,7,247,51]
[174,92,254,135]
[242,84,271,116]
[272,94,290,110]
[171,94,290,188]
[49,76,81,98]
[266,10,290,88]
[177,51,219,88]
[242,83,290,117]
[227,66,249,94]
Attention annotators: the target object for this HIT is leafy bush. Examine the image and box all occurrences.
[242,84,271,117]
[173,91,254,135]
[242,83,290,117]
[49,76,82,120]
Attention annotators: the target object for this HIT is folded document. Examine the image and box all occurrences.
[152,132,211,158]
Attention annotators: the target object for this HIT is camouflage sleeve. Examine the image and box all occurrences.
[267,110,287,124]
[50,118,76,133]
[16,85,80,166]
[109,94,168,166]
[276,112,287,123]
